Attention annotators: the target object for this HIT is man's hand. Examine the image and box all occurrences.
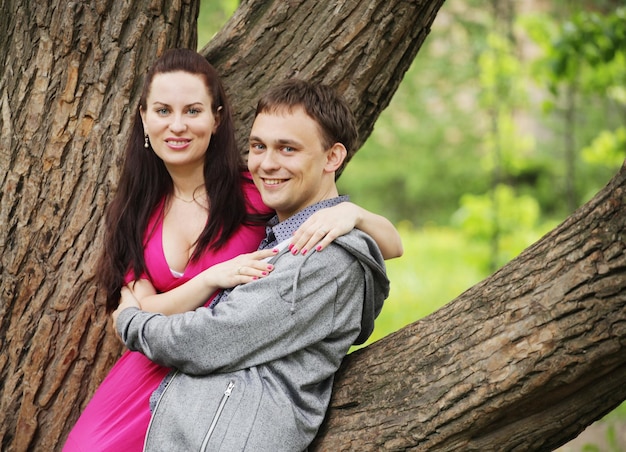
[111,286,141,333]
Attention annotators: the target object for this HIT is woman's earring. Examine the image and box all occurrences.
[144,134,150,149]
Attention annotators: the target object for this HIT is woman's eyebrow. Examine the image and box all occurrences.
[149,101,206,107]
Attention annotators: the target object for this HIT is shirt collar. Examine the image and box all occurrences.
[265,195,350,245]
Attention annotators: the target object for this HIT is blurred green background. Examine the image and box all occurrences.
[198,1,626,448]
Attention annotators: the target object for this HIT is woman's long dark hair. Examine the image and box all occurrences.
[98,48,258,312]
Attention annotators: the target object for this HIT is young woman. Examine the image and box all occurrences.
[64,49,402,451]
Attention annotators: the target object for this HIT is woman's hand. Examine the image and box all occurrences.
[290,203,359,255]
[120,248,278,317]
[290,202,403,259]
[201,248,278,290]
[111,286,141,328]
[127,278,157,301]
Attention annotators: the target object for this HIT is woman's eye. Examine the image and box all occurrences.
[250,143,265,152]
[283,146,295,153]
[188,108,200,115]
[156,108,169,115]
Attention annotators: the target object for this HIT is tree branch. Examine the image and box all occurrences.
[312,163,626,450]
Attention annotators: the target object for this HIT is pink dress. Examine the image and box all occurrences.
[64,177,270,451]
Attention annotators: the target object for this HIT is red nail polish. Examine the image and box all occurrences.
[288,243,294,250]
[262,271,267,276]
[316,245,322,251]
[302,249,307,255]
[291,248,298,255]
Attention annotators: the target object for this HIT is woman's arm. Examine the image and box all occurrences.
[123,201,402,315]
[130,249,277,315]
[290,202,403,259]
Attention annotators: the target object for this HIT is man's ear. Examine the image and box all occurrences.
[324,143,347,173]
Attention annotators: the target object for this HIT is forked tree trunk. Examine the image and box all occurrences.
[1,1,624,451]
[202,0,441,167]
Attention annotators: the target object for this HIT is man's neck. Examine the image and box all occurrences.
[267,195,350,247]
[275,187,339,222]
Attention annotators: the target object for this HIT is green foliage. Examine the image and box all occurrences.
[551,8,625,89]
[524,7,626,98]
[197,0,238,48]
[478,32,527,109]
[605,424,619,451]
[339,4,624,230]
[583,127,626,168]
[521,7,626,213]
[452,184,557,270]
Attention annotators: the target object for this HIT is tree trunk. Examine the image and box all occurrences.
[311,163,626,451]
[1,0,624,451]
[0,1,199,450]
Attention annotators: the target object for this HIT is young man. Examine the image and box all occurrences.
[113,79,390,451]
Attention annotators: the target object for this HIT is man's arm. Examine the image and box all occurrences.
[116,246,364,375]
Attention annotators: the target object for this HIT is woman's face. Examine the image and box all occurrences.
[140,71,219,172]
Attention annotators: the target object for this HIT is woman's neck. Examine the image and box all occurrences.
[168,167,206,204]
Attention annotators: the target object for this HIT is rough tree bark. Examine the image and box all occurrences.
[0,1,200,450]
[0,1,623,452]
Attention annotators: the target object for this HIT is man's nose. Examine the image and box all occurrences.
[259,149,280,169]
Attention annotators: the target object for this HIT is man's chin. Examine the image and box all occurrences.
[259,193,281,209]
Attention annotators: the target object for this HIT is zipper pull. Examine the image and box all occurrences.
[224,381,235,397]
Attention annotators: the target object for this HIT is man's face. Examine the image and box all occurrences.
[248,107,337,221]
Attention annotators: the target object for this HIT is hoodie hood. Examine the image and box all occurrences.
[274,229,389,345]
[333,230,389,344]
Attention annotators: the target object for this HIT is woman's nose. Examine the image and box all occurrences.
[169,114,187,133]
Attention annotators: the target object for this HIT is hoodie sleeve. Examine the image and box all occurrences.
[117,241,374,375]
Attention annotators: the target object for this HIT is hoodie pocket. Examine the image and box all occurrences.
[200,380,235,452]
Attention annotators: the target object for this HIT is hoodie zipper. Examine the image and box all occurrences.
[199,380,235,452]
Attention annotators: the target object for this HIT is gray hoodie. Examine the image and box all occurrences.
[117,230,389,451]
